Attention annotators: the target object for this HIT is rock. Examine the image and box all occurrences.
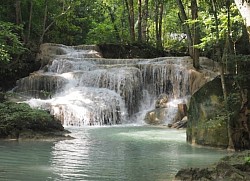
[171,116,188,129]
[14,74,67,99]
[187,77,230,148]
[37,43,101,68]
[145,95,188,126]
[144,108,166,125]
[173,103,187,123]
[174,151,250,181]
[187,76,250,149]
[144,94,169,125]
[155,94,168,108]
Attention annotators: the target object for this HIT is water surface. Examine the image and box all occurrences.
[0,126,228,181]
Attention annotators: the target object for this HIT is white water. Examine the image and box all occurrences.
[15,44,216,126]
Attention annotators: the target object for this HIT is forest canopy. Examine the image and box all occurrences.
[0,0,249,79]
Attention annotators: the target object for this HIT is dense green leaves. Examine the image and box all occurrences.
[0,21,25,63]
[0,0,249,64]
[0,102,64,138]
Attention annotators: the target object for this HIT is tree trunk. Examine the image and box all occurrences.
[15,0,22,25]
[39,0,70,44]
[176,0,193,57]
[155,1,159,47]
[157,0,164,49]
[191,0,200,69]
[138,0,142,42]
[27,0,33,43]
[211,0,221,60]
[141,0,148,42]
[40,0,48,44]
[155,0,163,49]
[234,0,250,41]
[125,0,135,42]
[211,0,234,149]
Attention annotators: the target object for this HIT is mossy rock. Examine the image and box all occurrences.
[175,151,250,181]
[187,76,246,149]
[0,101,66,139]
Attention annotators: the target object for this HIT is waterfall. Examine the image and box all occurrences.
[15,43,218,126]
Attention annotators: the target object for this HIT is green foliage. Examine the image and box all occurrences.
[0,44,10,63]
[0,21,25,63]
[245,157,250,165]
[0,102,63,138]
[197,4,244,55]
[163,33,187,53]
[86,22,119,44]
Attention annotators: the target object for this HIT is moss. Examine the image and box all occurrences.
[187,75,249,149]
[0,101,64,139]
[195,115,228,148]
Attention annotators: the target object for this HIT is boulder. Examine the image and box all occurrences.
[174,151,250,181]
[144,108,166,125]
[187,76,250,149]
[155,93,168,108]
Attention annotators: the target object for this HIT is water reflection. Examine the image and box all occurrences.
[50,126,228,181]
[0,126,228,181]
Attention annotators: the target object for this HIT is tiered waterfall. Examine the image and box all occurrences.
[14,43,218,126]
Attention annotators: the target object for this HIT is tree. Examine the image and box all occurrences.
[176,0,200,69]
[154,0,164,49]
[141,0,149,42]
[191,0,200,69]
[40,0,71,44]
[176,0,193,56]
[137,0,142,42]
[125,0,136,42]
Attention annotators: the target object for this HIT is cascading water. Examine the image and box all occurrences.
[14,43,218,126]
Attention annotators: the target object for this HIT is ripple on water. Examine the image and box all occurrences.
[0,126,229,181]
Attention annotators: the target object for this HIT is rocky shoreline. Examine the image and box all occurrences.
[174,150,250,181]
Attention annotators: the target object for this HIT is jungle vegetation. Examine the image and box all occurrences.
[0,0,249,149]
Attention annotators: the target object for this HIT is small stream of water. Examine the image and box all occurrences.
[0,126,229,181]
